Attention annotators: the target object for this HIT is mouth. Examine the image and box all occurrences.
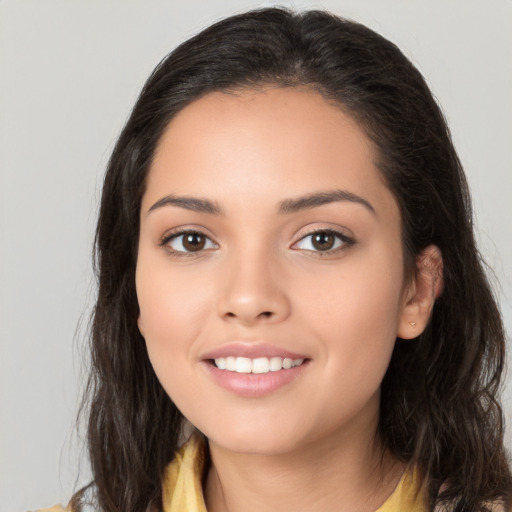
[210,356,306,374]
[201,346,310,397]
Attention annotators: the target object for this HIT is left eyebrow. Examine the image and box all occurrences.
[278,189,376,215]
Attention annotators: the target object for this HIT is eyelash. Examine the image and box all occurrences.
[160,230,218,258]
[292,229,355,256]
[160,228,355,258]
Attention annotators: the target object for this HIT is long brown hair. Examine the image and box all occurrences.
[73,8,512,511]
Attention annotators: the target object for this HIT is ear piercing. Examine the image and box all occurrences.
[409,321,417,327]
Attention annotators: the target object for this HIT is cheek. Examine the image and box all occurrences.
[296,264,403,424]
[135,255,212,379]
[305,251,404,329]
[300,253,404,375]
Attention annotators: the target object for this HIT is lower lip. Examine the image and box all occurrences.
[202,361,309,398]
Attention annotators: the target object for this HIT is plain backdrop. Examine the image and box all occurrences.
[1,0,511,510]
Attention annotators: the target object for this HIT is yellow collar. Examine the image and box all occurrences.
[162,433,208,512]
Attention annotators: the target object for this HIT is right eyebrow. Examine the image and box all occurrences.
[146,195,224,216]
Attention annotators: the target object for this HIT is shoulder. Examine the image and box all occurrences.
[35,506,70,512]
[377,467,428,512]
[34,438,206,512]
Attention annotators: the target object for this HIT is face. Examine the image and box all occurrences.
[136,87,412,456]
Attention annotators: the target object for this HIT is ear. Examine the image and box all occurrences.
[397,245,443,340]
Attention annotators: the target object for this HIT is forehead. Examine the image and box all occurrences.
[144,87,396,218]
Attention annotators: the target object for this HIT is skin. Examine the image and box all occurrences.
[136,87,442,512]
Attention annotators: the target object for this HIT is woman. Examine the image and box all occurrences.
[43,7,511,512]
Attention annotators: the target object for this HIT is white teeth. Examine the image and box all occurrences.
[269,356,282,371]
[235,357,252,373]
[252,357,270,374]
[213,356,305,373]
[215,357,227,370]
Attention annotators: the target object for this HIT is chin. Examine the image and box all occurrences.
[197,419,313,456]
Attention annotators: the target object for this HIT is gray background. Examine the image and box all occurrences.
[1,0,511,510]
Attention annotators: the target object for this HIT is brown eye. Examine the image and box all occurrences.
[311,232,335,251]
[166,231,217,253]
[182,233,206,251]
[293,229,353,253]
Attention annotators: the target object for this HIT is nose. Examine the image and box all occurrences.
[217,250,291,326]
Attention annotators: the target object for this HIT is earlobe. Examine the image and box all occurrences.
[397,244,443,340]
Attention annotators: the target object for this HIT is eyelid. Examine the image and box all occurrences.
[291,227,355,254]
[160,227,219,256]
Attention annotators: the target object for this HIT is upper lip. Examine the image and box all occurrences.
[201,342,308,361]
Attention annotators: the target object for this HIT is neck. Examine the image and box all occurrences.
[204,421,405,512]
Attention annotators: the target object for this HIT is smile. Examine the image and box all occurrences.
[202,348,310,397]
[213,356,305,374]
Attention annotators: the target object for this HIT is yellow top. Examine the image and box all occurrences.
[40,434,427,512]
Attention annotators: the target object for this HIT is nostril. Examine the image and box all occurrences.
[225,311,273,319]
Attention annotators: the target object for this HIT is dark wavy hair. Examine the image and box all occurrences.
[72,7,512,512]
